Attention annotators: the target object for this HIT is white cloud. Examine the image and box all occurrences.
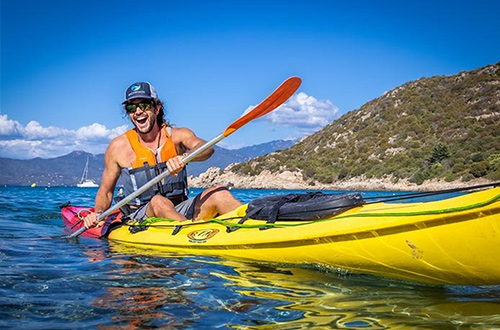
[24,120,72,139]
[243,92,339,135]
[0,114,129,159]
[0,114,24,136]
[0,139,43,159]
[76,123,127,142]
[265,92,338,129]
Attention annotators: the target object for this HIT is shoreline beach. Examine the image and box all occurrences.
[188,167,495,191]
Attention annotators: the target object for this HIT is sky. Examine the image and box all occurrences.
[1,0,499,159]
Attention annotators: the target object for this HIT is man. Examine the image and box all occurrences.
[84,82,241,229]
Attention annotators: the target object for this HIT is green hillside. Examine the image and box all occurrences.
[232,62,500,185]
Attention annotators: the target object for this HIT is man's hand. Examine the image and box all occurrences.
[166,155,186,177]
[83,211,105,229]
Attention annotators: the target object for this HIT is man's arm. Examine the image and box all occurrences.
[84,140,122,228]
[167,127,214,175]
[176,127,214,160]
[94,153,121,212]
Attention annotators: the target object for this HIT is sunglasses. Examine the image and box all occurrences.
[124,102,153,113]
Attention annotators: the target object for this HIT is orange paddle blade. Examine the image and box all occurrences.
[223,77,301,137]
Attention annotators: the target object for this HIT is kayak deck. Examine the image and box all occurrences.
[62,187,500,285]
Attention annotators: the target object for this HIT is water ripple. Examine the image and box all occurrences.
[1,186,500,329]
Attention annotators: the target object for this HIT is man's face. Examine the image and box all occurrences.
[125,99,157,134]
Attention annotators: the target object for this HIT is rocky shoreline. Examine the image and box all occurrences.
[188,166,495,191]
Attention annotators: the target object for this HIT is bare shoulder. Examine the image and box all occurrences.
[170,127,195,138]
[105,134,134,167]
[170,127,197,145]
[170,126,206,152]
[107,134,129,155]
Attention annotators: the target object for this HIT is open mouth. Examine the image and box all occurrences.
[136,116,148,125]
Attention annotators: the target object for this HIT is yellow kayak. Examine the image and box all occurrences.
[102,187,500,286]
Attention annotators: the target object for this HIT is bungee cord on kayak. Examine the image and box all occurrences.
[66,181,500,233]
[361,181,500,204]
[121,187,500,231]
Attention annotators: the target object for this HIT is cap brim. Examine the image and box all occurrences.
[121,95,155,104]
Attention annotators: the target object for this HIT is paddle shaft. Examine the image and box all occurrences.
[68,76,301,238]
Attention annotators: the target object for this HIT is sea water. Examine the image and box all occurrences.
[1,186,500,329]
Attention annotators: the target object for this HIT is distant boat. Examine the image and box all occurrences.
[77,156,99,188]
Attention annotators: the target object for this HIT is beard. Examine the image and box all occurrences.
[132,113,157,134]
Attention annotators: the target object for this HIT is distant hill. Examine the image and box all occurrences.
[187,140,297,176]
[0,151,104,186]
[231,62,500,185]
[0,140,296,186]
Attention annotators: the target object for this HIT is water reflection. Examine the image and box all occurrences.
[88,252,195,329]
[104,243,500,329]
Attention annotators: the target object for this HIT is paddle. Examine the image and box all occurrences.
[68,76,302,238]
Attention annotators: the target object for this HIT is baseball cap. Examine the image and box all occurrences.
[122,82,158,104]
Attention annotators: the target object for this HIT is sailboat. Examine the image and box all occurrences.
[77,156,99,188]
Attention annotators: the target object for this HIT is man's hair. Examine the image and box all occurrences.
[154,99,167,128]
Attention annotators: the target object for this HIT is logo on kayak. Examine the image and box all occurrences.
[188,229,219,243]
[131,84,141,91]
